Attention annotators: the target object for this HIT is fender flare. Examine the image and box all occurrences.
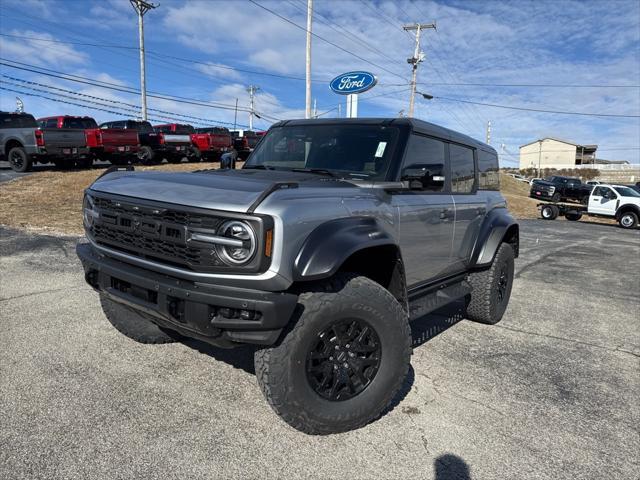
[615,204,640,220]
[293,217,398,281]
[470,207,519,268]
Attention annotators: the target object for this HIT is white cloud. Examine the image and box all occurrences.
[0,30,89,68]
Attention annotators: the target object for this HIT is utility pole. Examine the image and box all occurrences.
[486,120,491,144]
[233,98,238,132]
[403,22,436,118]
[537,139,543,177]
[247,85,259,130]
[130,0,157,121]
[305,0,313,119]
[313,99,317,118]
[337,103,341,118]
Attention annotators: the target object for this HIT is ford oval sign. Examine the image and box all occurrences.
[330,71,377,95]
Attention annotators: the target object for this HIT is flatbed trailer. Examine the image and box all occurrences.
[538,202,587,221]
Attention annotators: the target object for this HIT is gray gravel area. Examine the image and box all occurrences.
[0,220,638,480]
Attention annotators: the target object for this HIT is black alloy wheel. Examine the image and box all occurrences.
[306,318,382,402]
[8,147,31,172]
[496,266,509,304]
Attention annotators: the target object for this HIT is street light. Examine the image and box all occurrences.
[418,92,433,100]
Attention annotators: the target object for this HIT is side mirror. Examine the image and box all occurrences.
[401,163,445,190]
[220,151,237,169]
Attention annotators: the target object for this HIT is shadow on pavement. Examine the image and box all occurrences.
[435,454,472,480]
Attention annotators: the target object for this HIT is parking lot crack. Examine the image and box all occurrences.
[0,285,84,302]
[495,324,639,358]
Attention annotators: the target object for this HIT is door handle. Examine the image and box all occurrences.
[440,209,450,219]
[476,207,486,216]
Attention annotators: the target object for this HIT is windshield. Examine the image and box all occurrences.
[244,125,399,180]
[614,186,640,197]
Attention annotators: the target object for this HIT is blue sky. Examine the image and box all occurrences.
[0,0,639,165]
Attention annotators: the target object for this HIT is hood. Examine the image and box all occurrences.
[89,168,357,213]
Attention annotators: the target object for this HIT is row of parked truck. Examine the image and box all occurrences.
[0,111,263,172]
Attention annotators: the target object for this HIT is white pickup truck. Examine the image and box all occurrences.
[539,184,640,229]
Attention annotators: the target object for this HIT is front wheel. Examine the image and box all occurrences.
[466,242,515,325]
[541,204,558,220]
[254,274,411,435]
[8,147,31,172]
[618,212,638,229]
[565,212,582,221]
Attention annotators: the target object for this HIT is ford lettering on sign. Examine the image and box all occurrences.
[330,71,377,95]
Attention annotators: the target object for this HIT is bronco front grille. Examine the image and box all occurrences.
[88,195,229,272]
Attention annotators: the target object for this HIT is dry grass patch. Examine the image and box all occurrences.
[0,163,232,236]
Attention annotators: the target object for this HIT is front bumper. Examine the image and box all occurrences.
[77,242,298,347]
[530,189,554,200]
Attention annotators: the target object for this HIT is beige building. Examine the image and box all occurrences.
[519,138,597,170]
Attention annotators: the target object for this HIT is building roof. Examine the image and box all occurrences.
[519,137,597,150]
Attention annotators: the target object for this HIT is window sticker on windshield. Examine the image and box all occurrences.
[375,142,387,158]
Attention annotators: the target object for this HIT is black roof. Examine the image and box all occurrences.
[272,117,495,153]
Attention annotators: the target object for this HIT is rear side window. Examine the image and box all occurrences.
[478,149,499,190]
[0,113,37,129]
[449,143,476,193]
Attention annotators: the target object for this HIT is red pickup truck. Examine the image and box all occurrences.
[152,123,197,163]
[37,116,139,166]
[192,127,234,161]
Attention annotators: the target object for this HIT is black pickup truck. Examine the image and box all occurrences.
[530,175,593,204]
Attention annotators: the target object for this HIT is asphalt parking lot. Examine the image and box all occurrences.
[0,220,638,480]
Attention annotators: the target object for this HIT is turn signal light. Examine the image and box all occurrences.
[264,229,273,258]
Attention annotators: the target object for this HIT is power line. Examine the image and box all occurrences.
[0,31,330,84]
[0,59,274,116]
[435,96,640,118]
[246,0,407,81]
[0,75,252,128]
[420,81,640,88]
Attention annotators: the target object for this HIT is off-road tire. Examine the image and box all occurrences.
[565,212,582,221]
[137,146,158,165]
[618,211,638,229]
[466,243,515,325]
[8,147,31,172]
[99,294,181,344]
[254,273,411,435]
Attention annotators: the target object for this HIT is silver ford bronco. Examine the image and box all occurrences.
[77,118,518,434]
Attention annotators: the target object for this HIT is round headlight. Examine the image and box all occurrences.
[216,220,257,265]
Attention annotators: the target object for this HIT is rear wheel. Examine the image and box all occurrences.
[99,294,182,344]
[466,243,515,325]
[187,146,201,163]
[618,212,638,229]
[254,273,411,435]
[7,147,31,172]
[137,146,158,165]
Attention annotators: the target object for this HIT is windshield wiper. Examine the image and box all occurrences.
[291,168,338,177]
